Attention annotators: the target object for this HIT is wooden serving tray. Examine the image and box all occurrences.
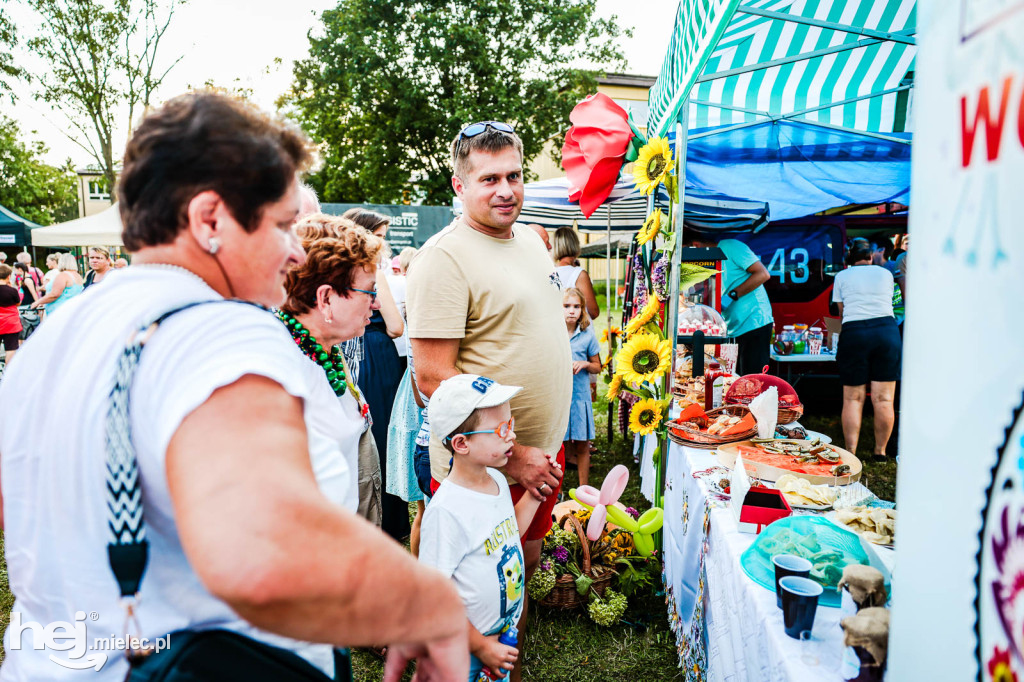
[716,439,862,486]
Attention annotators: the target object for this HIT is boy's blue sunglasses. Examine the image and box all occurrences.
[445,416,515,442]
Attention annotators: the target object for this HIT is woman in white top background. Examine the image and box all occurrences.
[552,227,600,470]
[41,253,59,295]
[552,227,599,319]
[832,241,902,462]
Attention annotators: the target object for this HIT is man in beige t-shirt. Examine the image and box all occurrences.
[407,121,570,682]
[409,218,570,485]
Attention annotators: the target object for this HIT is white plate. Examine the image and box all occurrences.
[825,510,895,547]
[777,482,837,511]
[785,498,833,512]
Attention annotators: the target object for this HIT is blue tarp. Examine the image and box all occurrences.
[670,120,912,222]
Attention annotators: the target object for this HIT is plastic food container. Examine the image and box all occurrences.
[793,324,809,354]
[808,327,824,354]
[774,325,796,355]
[678,304,728,337]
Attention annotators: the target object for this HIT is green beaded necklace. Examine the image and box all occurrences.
[277,311,348,396]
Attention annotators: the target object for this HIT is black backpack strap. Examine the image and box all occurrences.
[105,300,267,598]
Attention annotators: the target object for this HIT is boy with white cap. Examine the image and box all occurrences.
[419,374,555,681]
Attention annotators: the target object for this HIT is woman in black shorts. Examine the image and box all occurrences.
[832,242,901,462]
[0,264,23,364]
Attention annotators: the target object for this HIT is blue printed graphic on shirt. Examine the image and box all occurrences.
[497,544,524,624]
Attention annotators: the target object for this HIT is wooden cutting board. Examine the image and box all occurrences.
[716,439,862,486]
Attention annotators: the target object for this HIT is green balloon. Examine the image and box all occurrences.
[637,508,664,535]
[634,533,656,557]
[605,505,639,532]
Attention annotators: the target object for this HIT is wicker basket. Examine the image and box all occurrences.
[537,514,617,610]
[667,405,757,449]
[723,371,804,424]
[723,397,804,425]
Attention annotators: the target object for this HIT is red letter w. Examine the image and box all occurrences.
[961,76,1013,167]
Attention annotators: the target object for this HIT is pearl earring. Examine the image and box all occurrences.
[208,237,220,255]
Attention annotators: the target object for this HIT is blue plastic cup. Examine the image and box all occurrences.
[772,554,812,609]
[780,576,824,639]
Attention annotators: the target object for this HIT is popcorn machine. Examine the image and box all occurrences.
[676,246,730,378]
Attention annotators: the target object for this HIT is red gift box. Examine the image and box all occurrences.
[737,486,792,534]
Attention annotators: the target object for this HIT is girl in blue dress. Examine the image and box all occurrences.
[563,287,602,486]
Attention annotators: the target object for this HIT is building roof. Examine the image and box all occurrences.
[597,72,657,88]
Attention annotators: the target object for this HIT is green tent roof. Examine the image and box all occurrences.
[0,204,42,247]
[647,0,916,138]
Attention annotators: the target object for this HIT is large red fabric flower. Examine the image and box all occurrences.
[562,93,635,218]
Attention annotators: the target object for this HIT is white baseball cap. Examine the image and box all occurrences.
[429,374,523,442]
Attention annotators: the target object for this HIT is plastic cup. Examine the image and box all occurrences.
[772,554,812,609]
[780,576,823,639]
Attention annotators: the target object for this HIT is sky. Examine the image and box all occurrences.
[3,0,678,167]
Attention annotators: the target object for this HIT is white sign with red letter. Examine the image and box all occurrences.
[892,2,1024,680]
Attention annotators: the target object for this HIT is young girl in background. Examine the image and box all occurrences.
[563,287,601,486]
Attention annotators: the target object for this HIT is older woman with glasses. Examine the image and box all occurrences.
[342,207,410,543]
[279,214,385,525]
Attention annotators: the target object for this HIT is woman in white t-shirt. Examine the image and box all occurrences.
[280,217,385,525]
[552,227,600,468]
[41,253,59,294]
[342,208,411,542]
[832,241,902,463]
[552,227,599,319]
[0,92,466,681]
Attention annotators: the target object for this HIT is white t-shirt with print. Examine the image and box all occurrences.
[0,266,355,681]
[419,469,525,635]
[832,264,895,323]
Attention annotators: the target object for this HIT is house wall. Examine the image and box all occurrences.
[77,173,114,218]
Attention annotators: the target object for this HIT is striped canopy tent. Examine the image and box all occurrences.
[647,0,916,140]
[646,0,917,622]
[455,174,769,232]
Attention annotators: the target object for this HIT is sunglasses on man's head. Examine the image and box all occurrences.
[457,121,515,141]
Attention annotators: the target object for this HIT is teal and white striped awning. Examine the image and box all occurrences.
[647,0,916,138]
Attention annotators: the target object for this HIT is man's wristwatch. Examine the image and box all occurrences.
[727,289,739,301]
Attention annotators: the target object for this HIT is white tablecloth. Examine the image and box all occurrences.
[661,440,895,682]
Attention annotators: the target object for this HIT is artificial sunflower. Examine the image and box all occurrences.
[572,507,592,527]
[637,210,664,245]
[616,332,672,386]
[606,373,623,401]
[633,137,674,194]
[625,294,661,337]
[600,326,622,344]
[629,397,664,436]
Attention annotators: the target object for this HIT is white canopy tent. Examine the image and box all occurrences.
[31,203,123,247]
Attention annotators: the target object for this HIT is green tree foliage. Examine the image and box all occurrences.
[24,0,184,202]
[0,116,78,225]
[0,8,24,100]
[286,0,628,204]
